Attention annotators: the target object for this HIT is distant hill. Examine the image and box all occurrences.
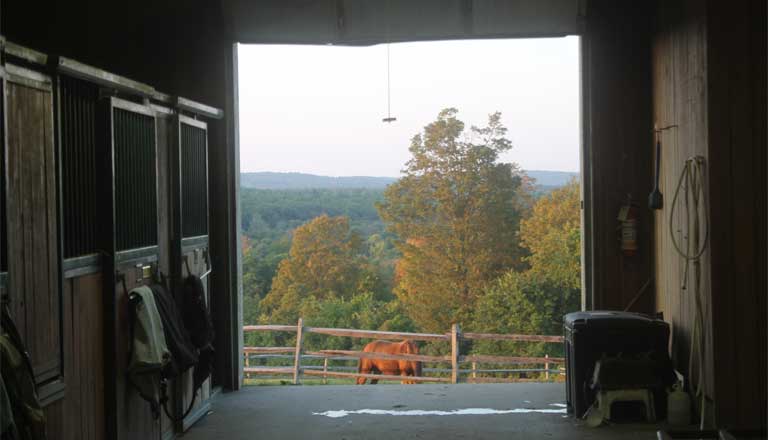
[240,170,579,190]
[240,172,397,190]
[525,170,579,187]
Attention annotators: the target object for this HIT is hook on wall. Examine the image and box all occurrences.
[648,124,678,210]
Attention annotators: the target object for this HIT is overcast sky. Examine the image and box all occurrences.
[238,36,580,177]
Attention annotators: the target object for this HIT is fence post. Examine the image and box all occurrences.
[293,318,304,385]
[545,354,549,380]
[323,358,328,385]
[451,323,460,384]
[471,361,477,379]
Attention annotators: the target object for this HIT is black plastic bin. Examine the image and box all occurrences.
[564,311,672,418]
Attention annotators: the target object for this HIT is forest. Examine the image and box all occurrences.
[241,108,581,366]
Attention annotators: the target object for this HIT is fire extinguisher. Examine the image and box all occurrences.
[617,194,638,257]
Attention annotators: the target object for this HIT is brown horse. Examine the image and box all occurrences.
[356,340,422,384]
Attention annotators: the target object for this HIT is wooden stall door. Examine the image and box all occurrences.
[4,66,62,386]
[174,115,213,432]
[104,97,164,440]
[55,74,108,440]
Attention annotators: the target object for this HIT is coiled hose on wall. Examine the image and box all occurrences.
[668,156,711,429]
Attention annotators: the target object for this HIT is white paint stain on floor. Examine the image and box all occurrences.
[313,406,568,418]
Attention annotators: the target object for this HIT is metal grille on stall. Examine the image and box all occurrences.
[112,103,158,253]
[59,75,99,260]
[180,118,208,239]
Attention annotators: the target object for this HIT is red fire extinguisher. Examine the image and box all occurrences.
[617,194,638,257]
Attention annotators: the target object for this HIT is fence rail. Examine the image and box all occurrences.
[243,319,565,384]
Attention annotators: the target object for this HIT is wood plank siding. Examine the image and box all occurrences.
[5,68,62,387]
[651,0,767,428]
[55,273,106,440]
[651,0,715,399]
[705,0,767,429]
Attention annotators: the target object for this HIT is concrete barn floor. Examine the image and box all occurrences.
[183,383,661,439]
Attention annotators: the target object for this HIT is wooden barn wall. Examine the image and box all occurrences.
[652,0,766,428]
[650,0,715,401]
[582,0,655,312]
[705,0,767,429]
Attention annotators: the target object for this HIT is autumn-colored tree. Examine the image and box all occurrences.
[377,108,529,332]
[520,179,581,289]
[259,215,382,323]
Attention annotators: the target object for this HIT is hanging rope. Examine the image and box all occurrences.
[383,43,395,122]
[668,155,710,429]
[382,0,396,123]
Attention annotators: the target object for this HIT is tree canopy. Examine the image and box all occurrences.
[520,179,581,289]
[259,215,383,324]
[377,108,529,332]
[470,179,582,357]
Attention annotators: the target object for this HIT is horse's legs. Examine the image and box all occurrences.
[367,365,383,385]
[399,362,415,384]
[357,359,372,385]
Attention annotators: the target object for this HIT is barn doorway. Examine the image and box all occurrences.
[235,37,583,387]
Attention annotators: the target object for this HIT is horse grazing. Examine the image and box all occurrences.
[356,340,422,384]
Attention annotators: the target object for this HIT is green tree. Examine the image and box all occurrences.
[470,180,582,358]
[471,270,575,358]
[259,215,383,323]
[377,108,529,332]
[520,179,581,289]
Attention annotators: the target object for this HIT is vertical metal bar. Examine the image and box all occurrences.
[87,84,96,254]
[75,80,84,257]
[64,79,72,257]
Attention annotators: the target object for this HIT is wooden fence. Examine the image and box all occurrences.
[243,319,565,384]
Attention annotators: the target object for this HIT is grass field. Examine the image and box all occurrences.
[243,375,564,386]
[244,378,432,386]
